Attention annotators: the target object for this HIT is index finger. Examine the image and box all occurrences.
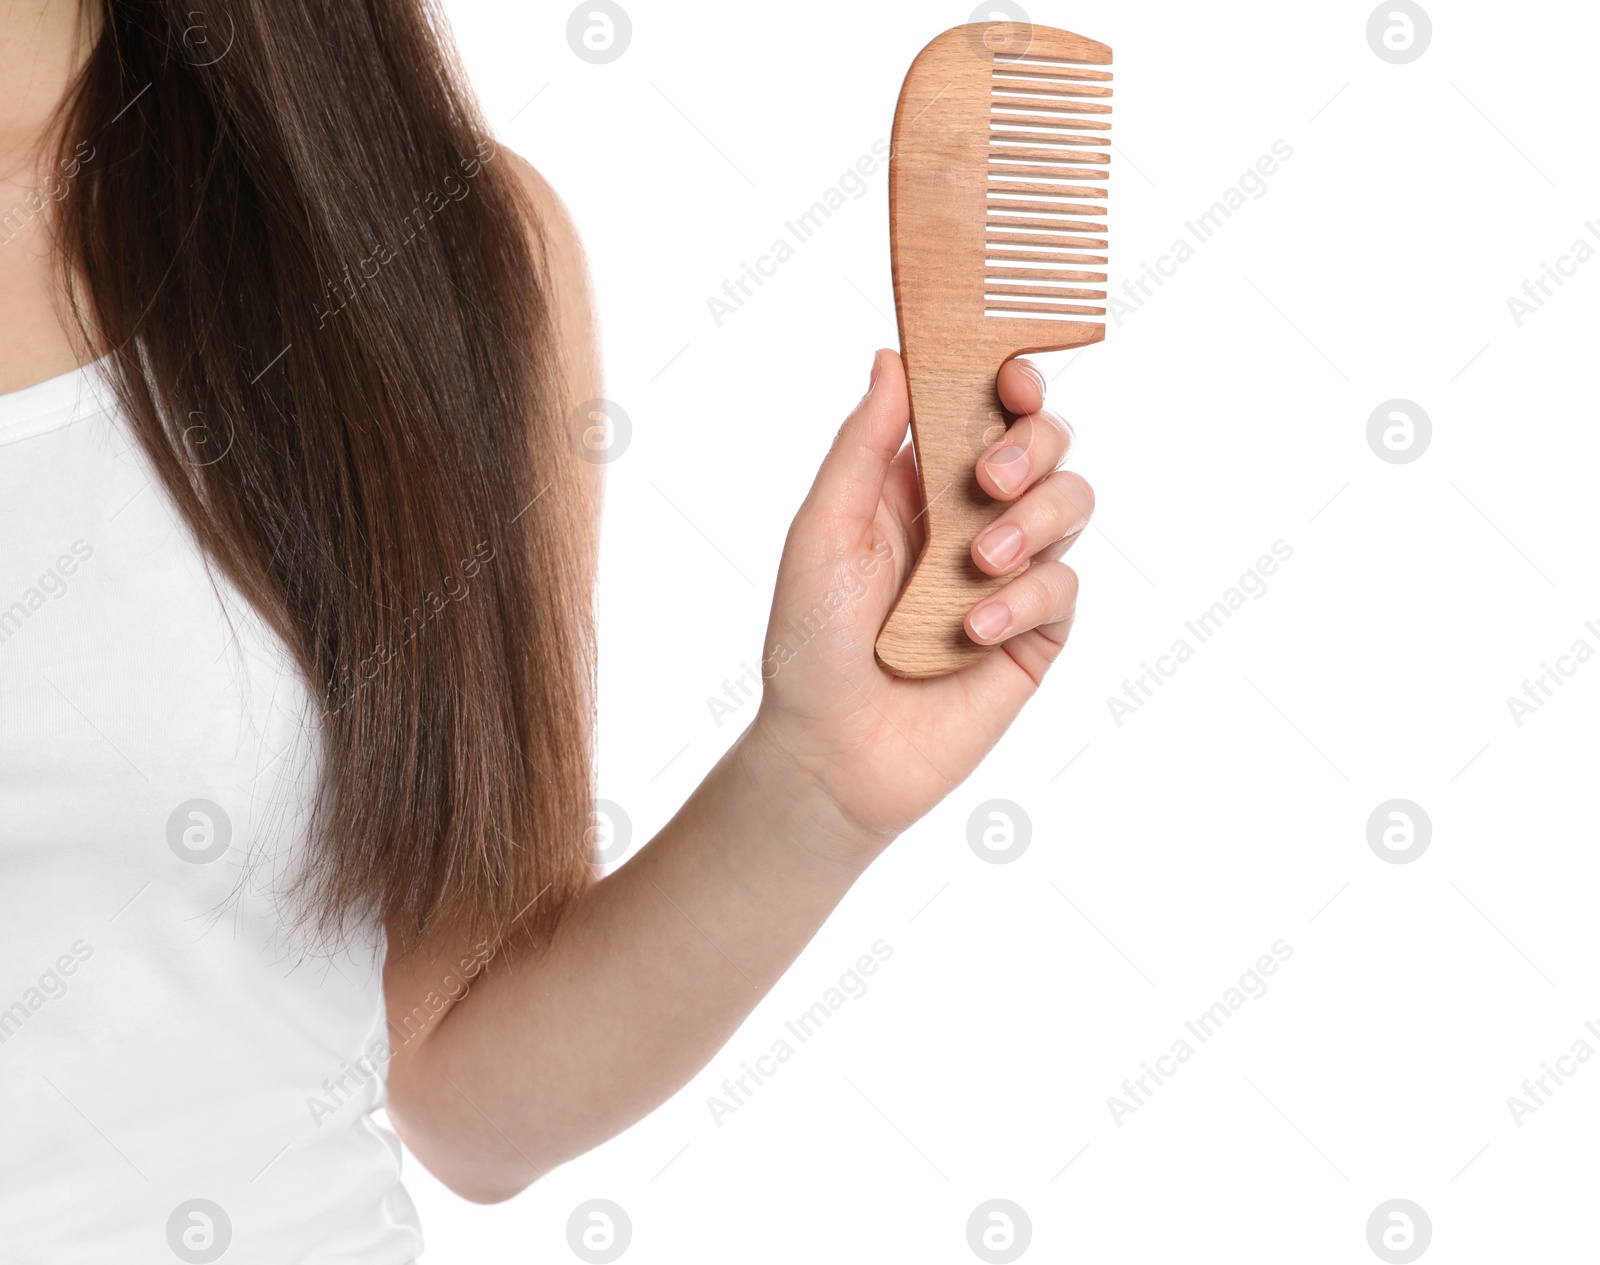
[997,357,1046,416]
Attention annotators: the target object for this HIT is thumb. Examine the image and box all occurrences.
[803,349,910,530]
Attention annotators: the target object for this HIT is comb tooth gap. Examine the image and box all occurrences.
[989,97,1112,118]
[990,190,1107,211]
[990,108,1111,127]
[990,151,1109,162]
[985,113,1113,135]
[991,174,1108,191]
[991,78,1113,101]
[992,137,1110,155]
[995,53,1111,70]
[990,148,1110,165]
[985,227,1113,238]
[991,135,1111,153]
[989,124,1112,140]
[988,182,1108,200]
[991,136,1112,150]
[990,161,1110,180]
[985,285,1106,301]
[988,223,1107,238]
[991,91,1114,108]
[990,60,1112,82]
[986,249,1108,265]
[988,208,1109,225]
[986,265,1105,279]
[988,194,1107,212]
[989,240,1109,255]
[990,160,1110,175]
[989,219,1107,236]
[988,197,1109,217]
[990,122,1113,143]
[987,266,1107,282]
[990,131,1113,149]
[991,132,1112,147]
[986,292,1105,310]
[985,316,1106,328]
[986,297,1106,310]
[989,198,1108,213]
[992,143,1109,159]
[988,199,1107,216]
[988,234,1107,252]
[985,213,1108,231]
[988,202,1107,224]
[992,74,1120,89]
[985,303,1107,318]
[990,175,1109,191]
[990,211,1106,230]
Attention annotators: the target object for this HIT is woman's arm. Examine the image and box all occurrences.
[382,160,1092,1203]
[384,720,877,1202]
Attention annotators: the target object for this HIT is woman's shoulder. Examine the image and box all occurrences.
[497,149,605,509]
[500,151,592,317]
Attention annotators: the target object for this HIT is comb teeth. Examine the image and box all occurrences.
[985,53,1111,322]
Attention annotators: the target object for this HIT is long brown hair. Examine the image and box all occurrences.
[51,1,595,957]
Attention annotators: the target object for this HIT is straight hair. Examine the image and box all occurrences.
[51,0,596,958]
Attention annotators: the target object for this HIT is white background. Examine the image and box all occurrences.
[405,1,1600,1260]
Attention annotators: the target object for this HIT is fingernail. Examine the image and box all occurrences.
[983,445,1029,495]
[1025,365,1047,396]
[976,523,1024,570]
[970,600,1010,642]
[867,350,881,393]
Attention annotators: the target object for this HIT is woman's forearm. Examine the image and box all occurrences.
[384,720,885,1202]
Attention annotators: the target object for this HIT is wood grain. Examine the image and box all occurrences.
[875,21,1113,678]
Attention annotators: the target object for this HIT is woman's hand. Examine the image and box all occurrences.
[749,348,1093,858]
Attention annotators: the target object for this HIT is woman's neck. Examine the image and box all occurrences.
[0,2,102,392]
[0,0,97,169]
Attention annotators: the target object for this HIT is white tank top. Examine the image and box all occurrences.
[0,360,424,1262]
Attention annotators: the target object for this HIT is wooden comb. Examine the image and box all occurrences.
[874,21,1111,678]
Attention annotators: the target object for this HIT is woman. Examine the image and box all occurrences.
[0,2,1093,1258]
